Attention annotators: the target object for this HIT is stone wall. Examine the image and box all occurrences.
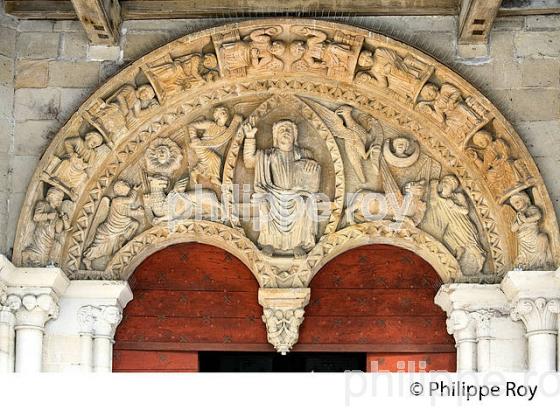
[0,10,559,257]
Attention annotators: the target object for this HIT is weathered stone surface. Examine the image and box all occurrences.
[14,120,59,156]
[123,32,172,61]
[48,61,100,88]
[0,152,9,190]
[0,85,14,117]
[0,117,13,153]
[15,60,49,88]
[88,45,121,61]
[59,87,93,122]
[516,120,560,159]
[521,59,560,88]
[489,89,560,122]
[10,155,39,193]
[61,32,89,59]
[0,55,13,86]
[18,20,54,32]
[525,15,560,31]
[14,88,60,120]
[514,32,560,58]
[17,32,60,59]
[457,43,489,59]
[493,16,525,31]
[0,26,16,57]
[53,20,83,32]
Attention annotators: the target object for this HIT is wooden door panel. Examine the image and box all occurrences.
[367,352,456,372]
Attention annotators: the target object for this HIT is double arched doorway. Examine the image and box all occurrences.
[113,243,455,372]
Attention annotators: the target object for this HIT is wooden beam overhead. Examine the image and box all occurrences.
[3,0,560,20]
[458,0,502,44]
[70,0,121,45]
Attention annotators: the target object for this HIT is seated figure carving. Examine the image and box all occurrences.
[243,120,321,258]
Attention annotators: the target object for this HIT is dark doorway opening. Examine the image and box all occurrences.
[199,352,366,372]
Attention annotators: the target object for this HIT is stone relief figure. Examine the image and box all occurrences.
[187,106,243,186]
[215,27,285,77]
[144,137,183,176]
[143,53,219,99]
[107,84,159,128]
[85,84,159,146]
[262,308,305,355]
[510,192,553,270]
[356,47,434,102]
[466,130,531,202]
[143,174,223,225]
[243,120,321,258]
[289,26,355,78]
[421,175,486,276]
[42,131,109,200]
[22,187,71,267]
[417,83,491,144]
[82,180,144,270]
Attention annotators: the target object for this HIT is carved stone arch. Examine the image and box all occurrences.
[104,220,269,282]
[12,18,559,290]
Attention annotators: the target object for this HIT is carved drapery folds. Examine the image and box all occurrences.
[10,20,560,353]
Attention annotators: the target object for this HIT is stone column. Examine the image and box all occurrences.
[0,282,15,373]
[77,305,123,372]
[446,310,477,371]
[511,298,559,372]
[7,293,59,373]
[472,310,493,372]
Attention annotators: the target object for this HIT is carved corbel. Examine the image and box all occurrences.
[258,288,310,355]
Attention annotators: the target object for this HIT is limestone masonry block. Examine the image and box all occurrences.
[14,88,60,121]
[15,60,49,89]
[48,61,100,88]
[16,32,59,59]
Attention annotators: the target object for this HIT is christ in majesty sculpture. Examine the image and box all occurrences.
[243,120,321,258]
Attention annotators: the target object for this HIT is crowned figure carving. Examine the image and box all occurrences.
[242,120,321,258]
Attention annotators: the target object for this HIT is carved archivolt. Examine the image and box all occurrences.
[11,19,560,352]
[13,19,560,352]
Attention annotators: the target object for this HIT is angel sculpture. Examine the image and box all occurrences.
[82,181,145,270]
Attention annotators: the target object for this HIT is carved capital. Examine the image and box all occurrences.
[446,309,477,343]
[7,293,59,330]
[471,310,495,339]
[78,305,123,339]
[258,288,310,354]
[511,298,560,336]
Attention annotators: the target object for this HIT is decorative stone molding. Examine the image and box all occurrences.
[258,288,310,354]
[6,293,59,330]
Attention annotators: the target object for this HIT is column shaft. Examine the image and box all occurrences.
[15,325,45,373]
[527,332,556,372]
[93,336,113,373]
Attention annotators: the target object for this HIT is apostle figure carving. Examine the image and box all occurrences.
[243,120,321,258]
[82,181,144,270]
[187,106,242,186]
[356,47,434,101]
[421,175,486,276]
[417,83,490,143]
[108,84,159,128]
[466,130,531,202]
[43,131,108,200]
[143,52,219,99]
[22,187,71,266]
[510,192,552,270]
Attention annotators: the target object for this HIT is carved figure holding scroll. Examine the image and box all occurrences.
[82,181,144,270]
[22,187,71,266]
[243,120,321,258]
[510,192,552,270]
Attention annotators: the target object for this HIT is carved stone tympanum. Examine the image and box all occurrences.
[11,19,560,353]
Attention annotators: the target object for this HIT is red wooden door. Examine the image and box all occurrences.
[113,243,455,372]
